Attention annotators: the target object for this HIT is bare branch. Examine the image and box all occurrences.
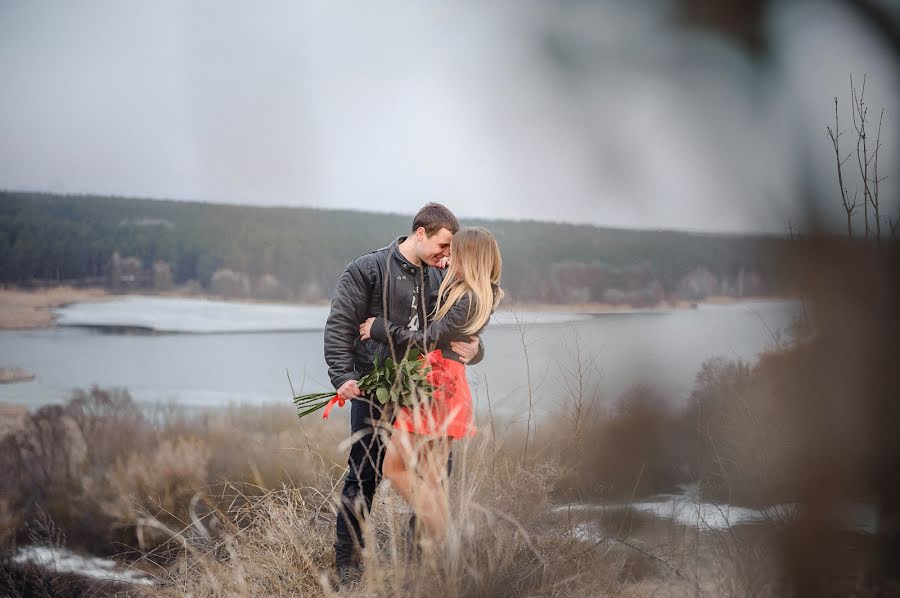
[871,107,884,244]
[513,312,535,465]
[828,95,859,238]
[851,74,872,239]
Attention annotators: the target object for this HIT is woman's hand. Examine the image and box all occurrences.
[450,335,480,364]
[359,317,375,340]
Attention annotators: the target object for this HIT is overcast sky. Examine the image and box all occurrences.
[0,0,897,233]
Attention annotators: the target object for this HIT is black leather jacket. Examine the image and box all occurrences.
[369,291,490,365]
[324,237,483,389]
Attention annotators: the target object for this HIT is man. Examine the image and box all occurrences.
[324,203,483,587]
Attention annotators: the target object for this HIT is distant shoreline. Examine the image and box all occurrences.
[0,285,328,331]
[497,295,780,315]
[0,286,111,330]
[0,285,789,332]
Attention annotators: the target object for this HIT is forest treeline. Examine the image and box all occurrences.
[0,191,795,303]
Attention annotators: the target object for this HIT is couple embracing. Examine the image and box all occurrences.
[323,202,503,586]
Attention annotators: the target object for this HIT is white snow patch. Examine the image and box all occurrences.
[13,546,155,586]
[558,495,879,539]
[554,497,797,532]
[55,296,331,333]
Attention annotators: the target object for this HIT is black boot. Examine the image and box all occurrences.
[337,563,362,591]
[406,512,422,563]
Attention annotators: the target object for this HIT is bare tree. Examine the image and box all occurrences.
[826,97,860,237]
[851,75,872,240]
[832,75,890,244]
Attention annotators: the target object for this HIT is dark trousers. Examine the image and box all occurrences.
[334,397,451,568]
[334,397,386,568]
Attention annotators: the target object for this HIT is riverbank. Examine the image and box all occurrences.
[499,294,773,314]
[0,286,110,329]
[0,368,35,385]
[0,285,784,331]
[0,286,331,330]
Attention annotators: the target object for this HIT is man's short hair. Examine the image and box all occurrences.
[412,203,460,236]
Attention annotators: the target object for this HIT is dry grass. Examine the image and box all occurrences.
[0,403,26,437]
[0,352,877,597]
[132,414,789,598]
[0,286,109,330]
[142,435,656,598]
[0,382,799,597]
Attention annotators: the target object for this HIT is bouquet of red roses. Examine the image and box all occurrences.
[293,348,452,420]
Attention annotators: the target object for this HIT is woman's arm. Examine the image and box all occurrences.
[363,294,472,350]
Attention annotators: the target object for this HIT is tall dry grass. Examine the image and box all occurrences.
[0,388,346,560]
[140,429,703,598]
[0,362,805,596]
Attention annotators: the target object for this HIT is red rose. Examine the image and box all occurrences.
[427,350,445,367]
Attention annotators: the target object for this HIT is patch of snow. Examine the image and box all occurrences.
[55,296,331,333]
[558,495,879,536]
[13,546,155,586]
[553,498,797,531]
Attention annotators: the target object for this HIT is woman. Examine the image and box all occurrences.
[359,226,503,544]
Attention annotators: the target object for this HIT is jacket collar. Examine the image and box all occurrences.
[389,236,430,278]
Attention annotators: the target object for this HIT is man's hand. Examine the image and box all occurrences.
[359,317,375,341]
[451,336,480,364]
[336,379,362,401]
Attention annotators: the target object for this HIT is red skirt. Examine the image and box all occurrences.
[393,351,476,439]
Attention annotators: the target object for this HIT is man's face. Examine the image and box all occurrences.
[415,227,453,268]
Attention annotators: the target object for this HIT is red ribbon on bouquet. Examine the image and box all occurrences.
[322,394,346,419]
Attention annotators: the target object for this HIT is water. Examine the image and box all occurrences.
[1,297,800,418]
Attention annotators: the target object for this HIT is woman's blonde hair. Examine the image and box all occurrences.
[434,227,504,335]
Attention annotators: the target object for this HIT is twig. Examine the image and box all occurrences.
[827,96,859,238]
[604,534,707,596]
[287,368,322,486]
[851,74,873,239]
[513,311,535,465]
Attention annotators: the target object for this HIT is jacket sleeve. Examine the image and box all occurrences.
[468,337,485,366]
[324,260,371,389]
[370,294,473,351]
